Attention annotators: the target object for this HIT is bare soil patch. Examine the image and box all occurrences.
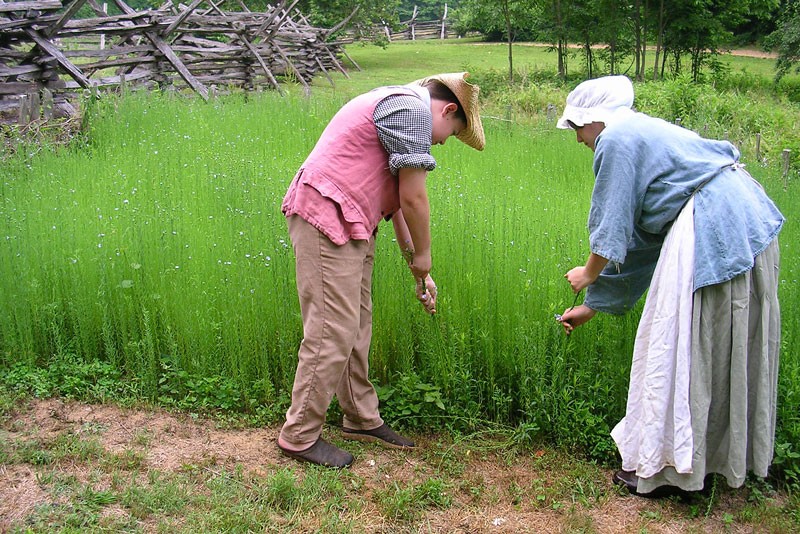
[0,398,791,533]
[726,47,777,59]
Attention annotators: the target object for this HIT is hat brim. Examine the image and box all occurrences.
[412,72,485,151]
[556,105,590,130]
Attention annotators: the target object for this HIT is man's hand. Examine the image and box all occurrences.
[416,274,437,314]
[410,250,432,282]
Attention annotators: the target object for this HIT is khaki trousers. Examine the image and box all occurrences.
[279,215,383,449]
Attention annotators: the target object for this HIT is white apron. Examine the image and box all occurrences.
[611,197,696,478]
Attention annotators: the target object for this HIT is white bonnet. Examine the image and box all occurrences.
[556,75,634,129]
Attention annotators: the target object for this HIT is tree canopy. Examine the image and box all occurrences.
[453,0,782,80]
[68,0,788,82]
[767,0,800,81]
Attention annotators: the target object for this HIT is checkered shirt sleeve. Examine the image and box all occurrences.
[373,94,437,176]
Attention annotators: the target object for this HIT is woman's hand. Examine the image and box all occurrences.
[564,253,609,293]
[557,304,596,335]
[564,266,595,293]
[415,274,437,315]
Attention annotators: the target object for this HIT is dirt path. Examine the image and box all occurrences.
[1,398,792,533]
[727,47,777,59]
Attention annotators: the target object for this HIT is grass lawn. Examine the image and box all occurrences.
[1,38,798,533]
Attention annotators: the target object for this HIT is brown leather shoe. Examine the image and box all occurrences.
[278,438,354,468]
[342,423,415,449]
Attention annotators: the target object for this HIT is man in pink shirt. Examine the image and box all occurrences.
[278,72,485,468]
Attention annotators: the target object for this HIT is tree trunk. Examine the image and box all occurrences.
[634,0,646,81]
[584,35,592,77]
[652,0,664,81]
[609,36,616,75]
[504,0,513,83]
[555,0,566,79]
[691,42,702,82]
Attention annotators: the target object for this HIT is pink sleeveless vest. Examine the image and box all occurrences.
[282,86,423,245]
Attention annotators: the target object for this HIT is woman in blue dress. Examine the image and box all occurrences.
[556,75,784,496]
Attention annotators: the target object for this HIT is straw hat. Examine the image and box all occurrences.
[412,72,485,151]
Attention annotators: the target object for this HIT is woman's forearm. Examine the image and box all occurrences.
[585,252,610,283]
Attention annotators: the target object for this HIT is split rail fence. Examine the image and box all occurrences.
[0,0,360,124]
[381,4,456,42]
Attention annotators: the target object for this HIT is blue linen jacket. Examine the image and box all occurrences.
[584,113,784,315]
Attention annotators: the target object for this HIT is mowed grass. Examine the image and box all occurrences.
[315,39,798,97]
[1,395,797,533]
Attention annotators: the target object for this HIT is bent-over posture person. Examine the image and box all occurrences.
[556,75,784,496]
[278,72,485,468]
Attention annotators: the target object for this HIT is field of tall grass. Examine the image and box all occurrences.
[1,40,798,476]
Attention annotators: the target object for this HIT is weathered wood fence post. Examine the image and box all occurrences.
[755,133,761,161]
[440,4,447,39]
[783,149,791,190]
[100,3,107,49]
[18,95,30,125]
[42,89,54,120]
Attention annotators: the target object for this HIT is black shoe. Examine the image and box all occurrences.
[612,470,640,493]
[612,469,692,499]
[278,438,354,468]
[342,423,415,449]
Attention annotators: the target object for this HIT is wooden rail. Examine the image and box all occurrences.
[380,4,456,42]
[0,0,357,123]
